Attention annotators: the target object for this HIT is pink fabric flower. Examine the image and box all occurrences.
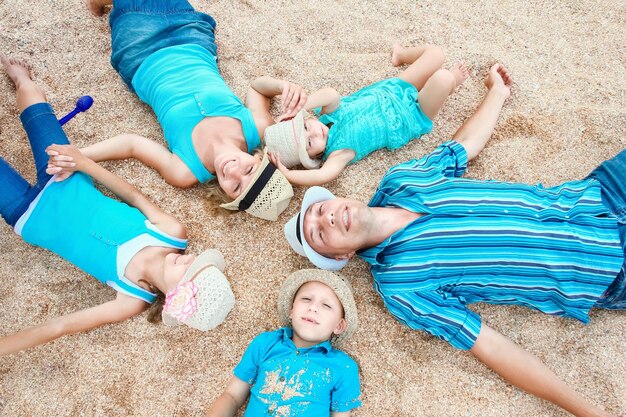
[164,281,199,322]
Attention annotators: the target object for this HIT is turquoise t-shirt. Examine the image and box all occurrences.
[132,44,261,183]
[15,173,187,303]
[234,328,361,416]
[318,77,433,163]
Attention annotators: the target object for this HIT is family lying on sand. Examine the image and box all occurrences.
[1,0,623,416]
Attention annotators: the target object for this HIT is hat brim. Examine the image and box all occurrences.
[284,186,348,271]
[293,110,321,169]
[162,249,226,327]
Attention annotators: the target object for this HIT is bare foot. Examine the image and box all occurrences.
[450,63,470,88]
[84,0,111,17]
[1,56,32,86]
[484,63,512,99]
[391,43,405,67]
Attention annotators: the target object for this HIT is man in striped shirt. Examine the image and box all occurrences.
[284,64,625,416]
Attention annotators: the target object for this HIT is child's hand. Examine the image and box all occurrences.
[268,151,290,175]
[45,144,88,182]
[280,81,307,119]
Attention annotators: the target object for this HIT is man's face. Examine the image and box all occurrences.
[302,197,372,259]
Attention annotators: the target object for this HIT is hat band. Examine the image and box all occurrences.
[295,212,303,245]
[238,163,276,211]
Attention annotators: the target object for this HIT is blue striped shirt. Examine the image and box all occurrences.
[358,141,623,350]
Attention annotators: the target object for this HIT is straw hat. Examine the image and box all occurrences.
[220,148,294,221]
[162,249,235,331]
[277,269,358,344]
[284,186,348,271]
[264,110,321,169]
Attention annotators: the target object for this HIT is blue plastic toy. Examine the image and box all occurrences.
[58,95,94,125]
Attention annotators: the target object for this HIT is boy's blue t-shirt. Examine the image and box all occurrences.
[234,327,361,416]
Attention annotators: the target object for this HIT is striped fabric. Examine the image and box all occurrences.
[358,141,624,350]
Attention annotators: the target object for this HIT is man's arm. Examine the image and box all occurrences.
[452,63,512,161]
[470,324,611,417]
[205,376,251,417]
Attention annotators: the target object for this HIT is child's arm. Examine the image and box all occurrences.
[269,150,354,186]
[0,293,145,356]
[47,144,186,239]
[205,377,251,417]
[330,412,351,417]
[81,133,197,188]
[246,76,307,137]
[305,87,341,115]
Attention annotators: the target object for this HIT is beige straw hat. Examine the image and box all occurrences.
[277,269,358,344]
[264,110,321,169]
[220,148,294,221]
[162,249,235,331]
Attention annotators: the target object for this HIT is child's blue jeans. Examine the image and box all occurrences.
[588,148,626,309]
[0,102,69,227]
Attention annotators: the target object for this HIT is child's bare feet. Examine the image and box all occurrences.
[391,43,405,67]
[1,56,32,86]
[84,0,112,17]
[450,63,470,89]
[484,63,512,99]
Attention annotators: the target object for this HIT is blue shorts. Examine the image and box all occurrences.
[588,148,626,309]
[110,0,217,91]
[0,103,69,227]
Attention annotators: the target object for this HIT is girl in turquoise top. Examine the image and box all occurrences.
[0,57,232,355]
[264,43,469,186]
[79,0,302,219]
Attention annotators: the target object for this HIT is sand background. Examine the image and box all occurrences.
[0,0,624,416]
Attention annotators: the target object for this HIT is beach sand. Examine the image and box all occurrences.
[0,0,624,416]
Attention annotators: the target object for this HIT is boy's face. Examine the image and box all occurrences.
[289,281,346,348]
[304,118,329,159]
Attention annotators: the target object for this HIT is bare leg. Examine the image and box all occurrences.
[418,63,469,120]
[453,63,513,161]
[85,0,113,17]
[1,57,46,113]
[392,44,445,91]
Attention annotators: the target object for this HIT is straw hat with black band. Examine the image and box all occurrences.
[220,148,294,221]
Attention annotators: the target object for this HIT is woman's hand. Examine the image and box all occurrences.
[280,81,307,119]
[45,144,88,181]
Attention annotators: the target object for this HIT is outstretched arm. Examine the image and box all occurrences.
[47,144,186,238]
[205,376,251,417]
[268,149,354,186]
[81,133,197,188]
[453,63,512,161]
[470,324,611,417]
[0,293,146,356]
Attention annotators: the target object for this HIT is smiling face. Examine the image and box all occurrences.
[163,252,197,285]
[302,197,373,260]
[304,118,329,159]
[289,281,346,348]
[214,151,262,200]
